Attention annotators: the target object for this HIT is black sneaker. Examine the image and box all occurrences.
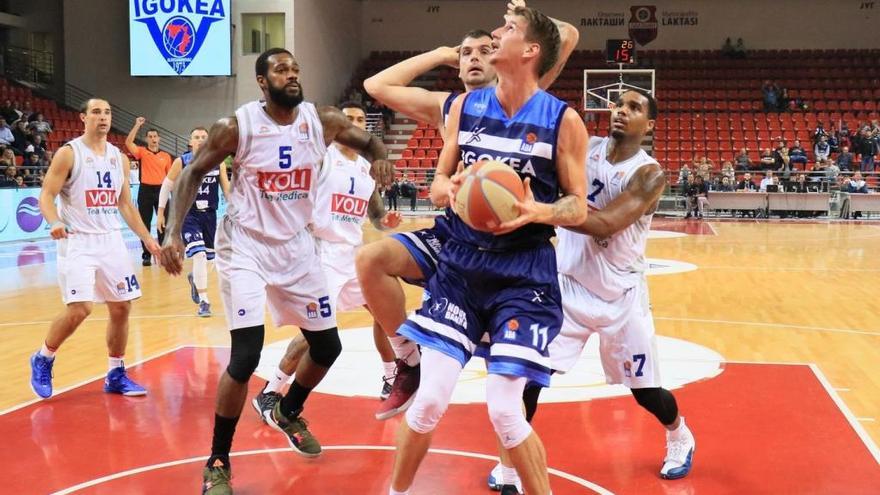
[500,485,522,495]
[251,390,282,424]
[142,257,152,266]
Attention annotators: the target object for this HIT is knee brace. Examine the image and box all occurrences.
[487,375,533,449]
[301,327,342,368]
[631,387,679,426]
[227,325,265,383]
[522,382,543,423]
[404,348,461,434]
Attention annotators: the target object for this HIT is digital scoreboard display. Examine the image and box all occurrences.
[606,39,636,64]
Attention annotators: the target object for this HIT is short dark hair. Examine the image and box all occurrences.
[255,47,293,78]
[628,89,658,120]
[79,98,107,113]
[462,29,492,43]
[190,126,208,135]
[513,6,560,77]
[338,101,366,114]
[146,128,160,136]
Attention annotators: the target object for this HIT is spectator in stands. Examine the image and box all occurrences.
[11,119,29,155]
[760,148,775,170]
[678,163,691,191]
[685,175,708,219]
[721,160,735,182]
[773,141,790,176]
[734,148,752,171]
[762,80,779,112]
[838,122,852,148]
[759,170,776,192]
[0,100,17,125]
[27,113,52,139]
[853,126,875,172]
[837,146,854,171]
[400,174,417,211]
[0,165,18,188]
[1,148,14,165]
[0,118,13,147]
[23,151,43,172]
[814,135,830,162]
[713,175,735,192]
[847,172,869,194]
[18,100,34,121]
[813,121,828,143]
[9,100,23,122]
[386,178,399,210]
[788,140,808,169]
[734,38,746,58]
[791,173,811,193]
[26,134,47,160]
[776,87,791,112]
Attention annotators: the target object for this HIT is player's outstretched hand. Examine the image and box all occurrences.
[371,159,394,187]
[435,45,461,68]
[382,210,402,229]
[507,0,526,15]
[493,177,548,235]
[158,234,184,275]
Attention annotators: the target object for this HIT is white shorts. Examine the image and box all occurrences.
[215,217,336,331]
[317,239,365,312]
[549,273,661,388]
[57,231,141,304]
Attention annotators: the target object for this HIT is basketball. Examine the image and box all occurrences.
[453,160,525,232]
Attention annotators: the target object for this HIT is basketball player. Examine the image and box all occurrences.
[157,48,393,494]
[360,0,579,422]
[389,8,587,495]
[552,89,696,479]
[251,101,402,419]
[156,127,231,317]
[29,98,160,400]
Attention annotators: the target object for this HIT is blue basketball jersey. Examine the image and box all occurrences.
[452,87,567,250]
[181,151,220,211]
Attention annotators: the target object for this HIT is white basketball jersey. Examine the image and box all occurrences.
[227,100,326,241]
[311,144,375,246]
[59,137,125,234]
[556,137,659,301]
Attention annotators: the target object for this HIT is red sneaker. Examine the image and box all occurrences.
[375,359,420,420]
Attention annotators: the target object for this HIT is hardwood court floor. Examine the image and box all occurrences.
[0,217,878,493]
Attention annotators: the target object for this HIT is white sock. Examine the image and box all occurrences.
[193,252,209,302]
[389,489,409,495]
[383,361,396,380]
[502,465,520,486]
[109,356,124,371]
[388,336,420,366]
[39,342,56,359]
[265,367,291,394]
[668,416,687,438]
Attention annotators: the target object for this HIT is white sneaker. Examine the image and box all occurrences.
[660,417,695,479]
[487,462,503,491]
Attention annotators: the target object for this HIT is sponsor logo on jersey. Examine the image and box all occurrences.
[298,122,310,141]
[520,132,538,153]
[116,281,127,295]
[131,0,227,74]
[257,169,311,192]
[331,193,368,218]
[444,302,468,329]
[85,189,118,207]
[610,170,625,187]
[504,319,519,340]
[306,302,318,319]
[460,151,537,177]
[623,360,633,377]
[465,126,486,145]
[259,125,270,134]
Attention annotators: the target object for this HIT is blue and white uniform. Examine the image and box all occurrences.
[399,87,568,387]
[180,150,220,260]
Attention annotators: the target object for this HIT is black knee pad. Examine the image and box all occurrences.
[631,387,679,426]
[226,325,265,383]
[522,383,543,423]
[302,327,342,368]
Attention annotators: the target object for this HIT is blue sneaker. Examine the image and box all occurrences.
[660,417,695,479]
[104,366,147,396]
[198,301,212,317]
[187,272,200,304]
[30,353,54,399]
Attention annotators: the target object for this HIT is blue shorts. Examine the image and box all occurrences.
[181,209,217,260]
[398,240,562,387]
[390,214,450,287]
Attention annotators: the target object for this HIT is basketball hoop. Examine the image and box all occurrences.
[583,68,655,113]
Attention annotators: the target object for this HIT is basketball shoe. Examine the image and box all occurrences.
[103,366,147,396]
[375,359,419,420]
[660,416,695,479]
[267,403,322,457]
[29,352,54,399]
[202,458,232,494]
[251,390,282,423]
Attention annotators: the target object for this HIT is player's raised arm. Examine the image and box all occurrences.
[430,94,466,207]
[159,117,237,275]
[363,46,460,126]
[319,105,394,187]
[495,108,588,234]
[38,145,74,239]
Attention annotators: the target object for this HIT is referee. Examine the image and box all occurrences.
[126,117,174,266]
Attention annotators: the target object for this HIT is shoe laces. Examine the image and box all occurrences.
[36,358,53,383]
[665,437,691,464]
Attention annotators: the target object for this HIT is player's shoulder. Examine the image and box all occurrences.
[587,136,607,154]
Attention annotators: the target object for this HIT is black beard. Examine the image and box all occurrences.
[267,83,304,108]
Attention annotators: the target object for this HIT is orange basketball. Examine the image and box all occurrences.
[453,160,525,232]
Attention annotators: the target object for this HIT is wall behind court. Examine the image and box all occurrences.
[360,0,879,55]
